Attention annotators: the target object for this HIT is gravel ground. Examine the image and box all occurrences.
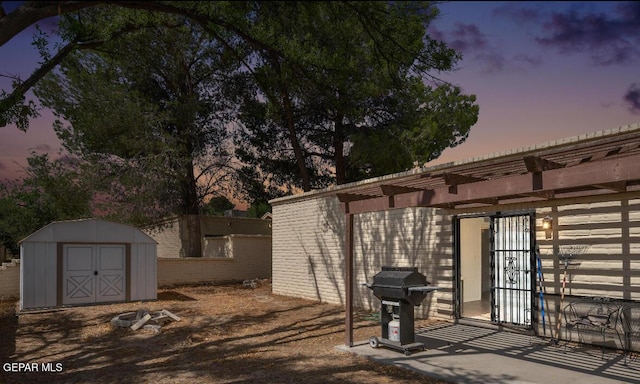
[0,280,450,384]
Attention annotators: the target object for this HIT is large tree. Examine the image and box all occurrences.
[2,1,478,199]
[233,1,478,194]
[34,13,238,257]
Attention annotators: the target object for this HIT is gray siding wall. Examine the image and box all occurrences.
[272,196,453,320]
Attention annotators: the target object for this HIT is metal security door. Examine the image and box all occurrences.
[490,214,535,327]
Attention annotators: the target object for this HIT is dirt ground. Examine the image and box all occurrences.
[0,280,450,384]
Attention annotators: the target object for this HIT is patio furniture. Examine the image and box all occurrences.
[620,303,640,365]
[563,296,623,359]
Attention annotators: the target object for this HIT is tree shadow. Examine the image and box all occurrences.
[157,290,197,302]
[0,299,18,360]
[0,288,438,384]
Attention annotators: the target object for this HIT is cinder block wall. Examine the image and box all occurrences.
[0,260,20,299]
[144,219,182,258]
[271,195,453,320]
[145,216,272,258]
[157,235,271,286]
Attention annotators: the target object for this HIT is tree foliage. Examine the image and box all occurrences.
[2,1,479,211]
[0,152,92,254]
[201,196,235,216]
[34,14,236,225]
[232,1,478,194]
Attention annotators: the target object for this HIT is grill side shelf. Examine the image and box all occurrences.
[407,286,441,292]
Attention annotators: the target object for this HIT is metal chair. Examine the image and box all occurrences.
[564,296,623,359]
[620,303,640,365]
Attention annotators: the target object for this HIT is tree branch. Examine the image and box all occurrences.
[0,1,107,47]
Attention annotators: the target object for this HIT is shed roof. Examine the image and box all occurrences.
[270,123,640,213]
[20,218,157,244]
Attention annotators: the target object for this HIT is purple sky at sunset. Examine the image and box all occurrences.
[426,1,640,166]
[1,1,639,182]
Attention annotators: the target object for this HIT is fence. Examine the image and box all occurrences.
[0,235,272,300]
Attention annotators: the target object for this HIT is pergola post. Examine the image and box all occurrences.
[345,205,354,347]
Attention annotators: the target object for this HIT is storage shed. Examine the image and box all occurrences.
[20,218,157,311]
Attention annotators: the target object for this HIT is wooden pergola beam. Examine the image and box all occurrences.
[593,181,627,192]
[336,192,378,203]
[443,172,484,186]
[521,190,555,200]
[380,184,424,196]
[523,155,565,172]
[341,152,640,214]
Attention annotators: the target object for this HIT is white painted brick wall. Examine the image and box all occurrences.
[144,220,182,258]
[272,196,453,320]
[157,235,271,286]
[535,198,640,345]
[536,199,640,299]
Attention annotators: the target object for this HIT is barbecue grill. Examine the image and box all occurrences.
[365,266,439,355]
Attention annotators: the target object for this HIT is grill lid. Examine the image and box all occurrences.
[367,266,433,306]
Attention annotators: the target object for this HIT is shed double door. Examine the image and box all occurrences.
[63,244,126,305]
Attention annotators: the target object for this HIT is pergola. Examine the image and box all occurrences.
[326,125,640,346]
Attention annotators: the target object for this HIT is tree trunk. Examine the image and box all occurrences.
[334,113,346,185]
[182,214,202,258]
[281,89,311,191]
[269,53,311,191]
[181,157,202,258]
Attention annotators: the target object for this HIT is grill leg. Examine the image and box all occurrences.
[399,301,415,345]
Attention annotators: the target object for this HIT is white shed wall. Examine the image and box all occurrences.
[130,243,158,301]
[19,242,57,310]
[20,219,157,310]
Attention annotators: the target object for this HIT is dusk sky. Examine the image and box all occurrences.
[1,1,639,182]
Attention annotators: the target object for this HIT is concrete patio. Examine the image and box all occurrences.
[337,322,640,384]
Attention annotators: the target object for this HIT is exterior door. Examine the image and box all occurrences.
[95,245,126,303]
[63,244,126,305]
[490,214,535,327]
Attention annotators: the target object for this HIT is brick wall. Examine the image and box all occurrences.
[144,219,182,258]
[271,195,453,320]
[144,216,272,258]
[272,192,640,330]
[0,259,20,299]
[534,197,640,346]
[536,198,640,300]
[157,235,271,286]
